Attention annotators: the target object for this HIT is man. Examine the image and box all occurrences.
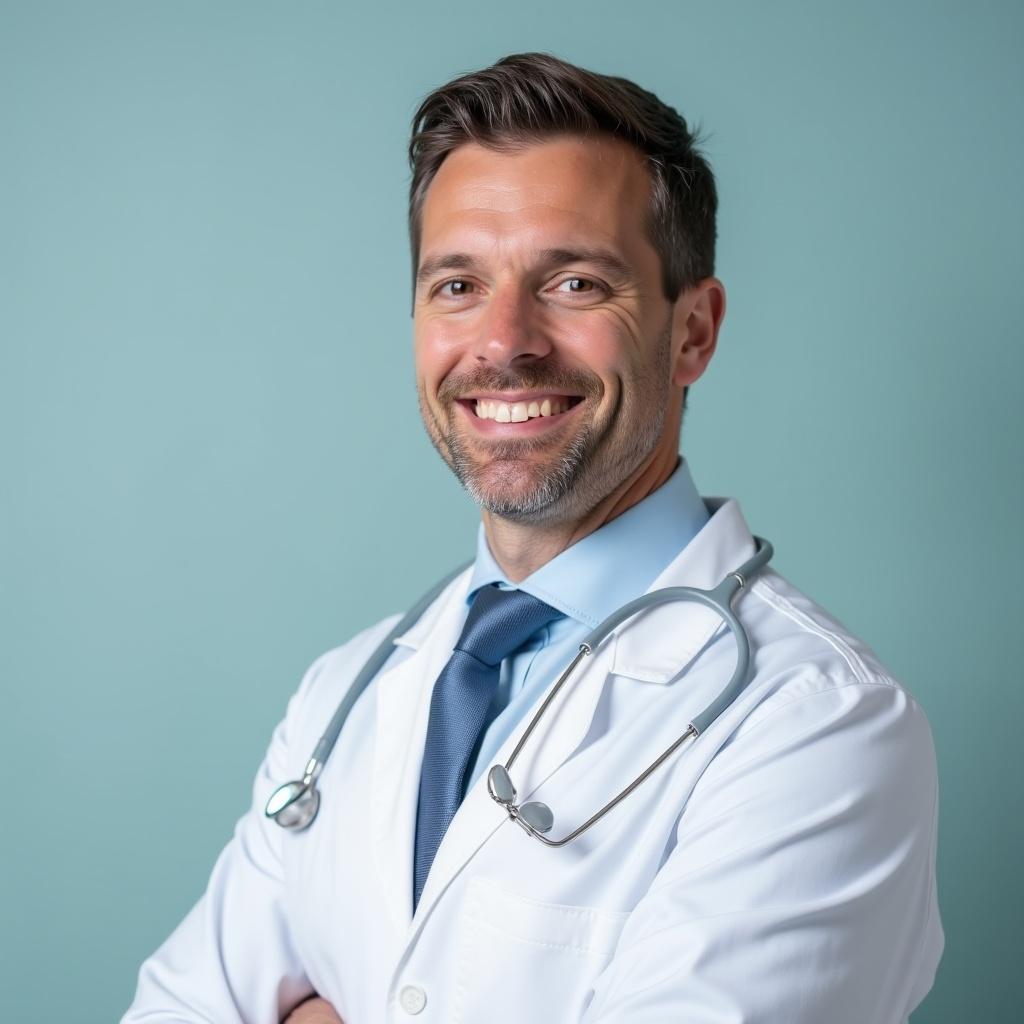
[124,53,943,1023]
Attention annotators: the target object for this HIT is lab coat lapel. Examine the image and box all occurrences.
[370,574,470,933]
[412,632,618,923]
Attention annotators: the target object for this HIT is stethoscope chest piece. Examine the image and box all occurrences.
[266,777,321,831]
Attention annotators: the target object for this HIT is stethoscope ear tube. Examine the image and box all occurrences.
[691,535,772,732]
[580,536,772,735]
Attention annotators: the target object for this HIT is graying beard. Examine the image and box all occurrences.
[454,428,594,522]
[422,320,673,524]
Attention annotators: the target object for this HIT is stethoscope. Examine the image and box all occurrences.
[266,535,773,845]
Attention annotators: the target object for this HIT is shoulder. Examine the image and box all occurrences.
[270,606,409,753]
[281,562,472,735]
[712,565,938,802]
[742,565,926,705]
[671,569,941,931]
[303,613,407,686]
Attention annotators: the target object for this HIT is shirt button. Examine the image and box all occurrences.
[399,984,427,1015]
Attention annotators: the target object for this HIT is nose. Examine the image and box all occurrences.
[473,282,552,368]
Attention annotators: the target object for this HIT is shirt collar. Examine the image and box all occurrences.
[465,457,710,629]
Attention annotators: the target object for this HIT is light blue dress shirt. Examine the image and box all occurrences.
[462,457,710,793]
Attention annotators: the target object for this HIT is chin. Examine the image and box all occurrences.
[462,460,576,523]
[468,461,541,501]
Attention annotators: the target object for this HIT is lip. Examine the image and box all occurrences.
[454,395,585,437]
[458,390,582,403]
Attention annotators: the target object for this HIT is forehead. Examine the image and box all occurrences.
[418,135,653,263]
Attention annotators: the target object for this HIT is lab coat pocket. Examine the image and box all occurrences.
[453,877,630,1024]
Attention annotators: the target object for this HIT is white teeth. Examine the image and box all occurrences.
[473,397,574,421]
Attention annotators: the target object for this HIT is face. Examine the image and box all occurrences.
[413,135,688,524]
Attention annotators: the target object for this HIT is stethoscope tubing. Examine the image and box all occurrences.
[266,536,773,836]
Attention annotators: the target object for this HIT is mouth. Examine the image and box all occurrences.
[454,392,585,435]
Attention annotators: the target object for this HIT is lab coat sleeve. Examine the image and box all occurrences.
[579,679,944,1023]
[122,648,340,1024]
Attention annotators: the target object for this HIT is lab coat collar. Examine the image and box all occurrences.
[609,496,757,684]
[390,565,471,654]
[391,494,756,686]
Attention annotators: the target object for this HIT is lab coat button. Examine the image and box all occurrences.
[399,985,427,1015]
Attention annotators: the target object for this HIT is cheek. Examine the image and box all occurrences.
[413,321,462,391]
[550,315,638,394]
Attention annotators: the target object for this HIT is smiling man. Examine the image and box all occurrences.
[124,53,943,1024]
[414,131,714,577]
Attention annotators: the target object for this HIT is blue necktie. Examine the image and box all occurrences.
[413,585,562,909]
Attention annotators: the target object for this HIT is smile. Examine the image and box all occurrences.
[473,395,577,422]
[456,393,585,433]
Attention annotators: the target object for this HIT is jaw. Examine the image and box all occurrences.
[419,375,675,531]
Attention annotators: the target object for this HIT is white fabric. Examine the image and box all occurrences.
[123,496,943,1024]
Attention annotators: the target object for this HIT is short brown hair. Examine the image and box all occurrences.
[407,52,718,304]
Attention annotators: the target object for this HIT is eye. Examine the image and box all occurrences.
[554,277,604,296]
[437,279,475,298]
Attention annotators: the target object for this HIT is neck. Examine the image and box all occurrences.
[482,440,682,583]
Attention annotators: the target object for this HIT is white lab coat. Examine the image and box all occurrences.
[124,497,943,1023]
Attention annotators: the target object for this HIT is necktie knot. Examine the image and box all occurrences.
[455,585,563,667]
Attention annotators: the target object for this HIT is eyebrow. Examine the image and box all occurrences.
[415,252,479,287]
[415,247,634,288]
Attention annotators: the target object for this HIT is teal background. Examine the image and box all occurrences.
[2,1,1020,1020]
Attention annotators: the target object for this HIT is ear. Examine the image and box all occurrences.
[670,277,727,389]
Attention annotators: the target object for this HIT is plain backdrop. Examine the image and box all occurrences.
[2,2,1021,1020]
